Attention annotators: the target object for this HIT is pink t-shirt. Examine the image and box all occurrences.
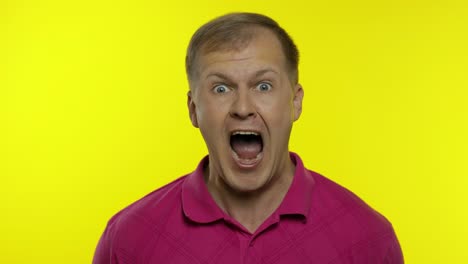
[93,153,403,263]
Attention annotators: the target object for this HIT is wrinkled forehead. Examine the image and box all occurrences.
[199,26,261,56]
[191,27,287,83]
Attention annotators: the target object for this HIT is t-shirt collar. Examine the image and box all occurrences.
[181,152,315,224]
[276,152,315,218]
[181,155,225,223]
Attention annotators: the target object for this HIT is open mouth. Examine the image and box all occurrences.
[230,131,263,165]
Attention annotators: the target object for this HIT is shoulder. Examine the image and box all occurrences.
[96,176,188,260]
[108,175,186,231]
[308,170,392,231]
[306,170,403,262]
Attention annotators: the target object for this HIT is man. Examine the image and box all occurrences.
[93,12,403,263]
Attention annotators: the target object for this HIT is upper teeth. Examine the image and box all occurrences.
[232,131,259,136]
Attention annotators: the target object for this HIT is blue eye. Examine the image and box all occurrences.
[256,82,272,92]
[213,84,230,93]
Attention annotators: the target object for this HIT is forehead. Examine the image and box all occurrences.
[196,28,288,79]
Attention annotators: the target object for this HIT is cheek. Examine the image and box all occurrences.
[197,97,228,127]
[259,95,294,121]
[259,99,294,144]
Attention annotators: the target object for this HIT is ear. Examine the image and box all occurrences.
[187,90,199,128]
[292,83,304,121]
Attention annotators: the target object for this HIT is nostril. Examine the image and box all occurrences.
[229,92,256,119]
[230,110,256,119]
[230,105,256,119]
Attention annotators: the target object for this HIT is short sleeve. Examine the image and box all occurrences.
[92,225,112,264]
[383,232,404,264]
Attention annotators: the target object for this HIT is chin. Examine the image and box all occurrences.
[222,167,271,194]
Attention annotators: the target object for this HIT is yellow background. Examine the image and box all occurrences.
[2,0,467,263]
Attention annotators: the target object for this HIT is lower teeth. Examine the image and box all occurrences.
[232,151,262,163]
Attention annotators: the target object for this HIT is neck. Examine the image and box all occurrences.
[205,156,295,233]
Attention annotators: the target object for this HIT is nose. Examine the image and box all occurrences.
[229,89,256,120]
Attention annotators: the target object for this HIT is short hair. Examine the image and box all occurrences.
[185,12,299,85]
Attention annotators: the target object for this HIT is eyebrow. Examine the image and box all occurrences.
[254,68,279,78]
[205,68,279,81]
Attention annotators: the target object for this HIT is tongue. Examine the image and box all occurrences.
[232,140,262,160]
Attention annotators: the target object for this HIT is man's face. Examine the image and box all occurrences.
[188,28,303,193]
